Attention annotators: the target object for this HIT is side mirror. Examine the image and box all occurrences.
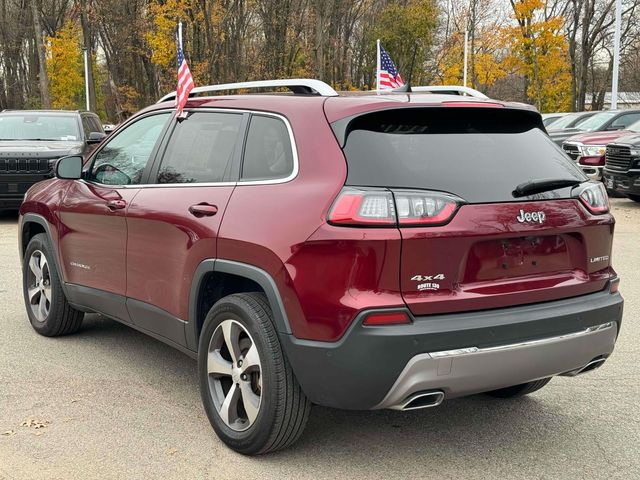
[56,155,83,180]
[87,131,107,144]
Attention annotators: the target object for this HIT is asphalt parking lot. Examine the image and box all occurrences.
[0,198,639,480]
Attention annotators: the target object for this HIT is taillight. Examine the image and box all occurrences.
[363,311,411,326]
[328,187,462,227]
[393,191,460,226]
[574,182,609,214]
[328,188,395,226]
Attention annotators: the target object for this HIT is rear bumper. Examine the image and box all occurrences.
[375,321,616,409]
[281,289,623,410]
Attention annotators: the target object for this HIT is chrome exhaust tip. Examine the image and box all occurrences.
[561,357,607,377]
[391,391,445,411]
[576,357,606,375]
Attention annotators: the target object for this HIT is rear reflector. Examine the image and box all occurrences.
[328,187,463,227]
[363,311,411,326]
[610,278,620,294]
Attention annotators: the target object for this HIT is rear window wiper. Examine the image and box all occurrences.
[513,178,582,198]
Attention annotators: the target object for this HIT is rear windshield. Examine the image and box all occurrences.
[341,108,586,204]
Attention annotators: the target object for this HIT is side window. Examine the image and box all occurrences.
[156,112,242,184]
[89,113,170,185]
[89,116,103,133]
[81,116,92,138]
[611,113,640,129]
[241,115,294,181]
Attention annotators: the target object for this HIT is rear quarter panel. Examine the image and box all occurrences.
[218,100,352,341]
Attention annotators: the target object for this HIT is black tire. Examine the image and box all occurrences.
[22,233,83,336]
[198,292,311,455]
[485,378,551,398]
[627,194,640,203]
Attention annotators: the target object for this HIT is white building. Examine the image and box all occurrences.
[585,92,640,109]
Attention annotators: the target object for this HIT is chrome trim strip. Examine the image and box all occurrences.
[429,322,615,358]
[237,111,299,186]
[83,109,299,189]
[158,78,339,102]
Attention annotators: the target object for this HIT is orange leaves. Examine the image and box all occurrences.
[46,21,84,110]
[505,0,572,111]
[146,0,190,69]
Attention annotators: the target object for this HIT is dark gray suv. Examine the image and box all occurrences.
[0,110,106,211]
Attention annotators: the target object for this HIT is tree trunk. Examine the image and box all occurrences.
[31,0,51,108]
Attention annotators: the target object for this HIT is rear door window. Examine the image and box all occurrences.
[156,111,242,184]
[241,115,294,181]
[341,107,586,204]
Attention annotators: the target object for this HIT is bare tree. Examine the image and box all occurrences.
[31,0,51,108]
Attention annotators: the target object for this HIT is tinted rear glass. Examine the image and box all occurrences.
[342,108,586,203]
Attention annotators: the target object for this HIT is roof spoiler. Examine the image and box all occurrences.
[406,85,489,99]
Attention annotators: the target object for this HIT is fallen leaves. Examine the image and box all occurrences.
[20,418,51,430]
[2,430,16,436]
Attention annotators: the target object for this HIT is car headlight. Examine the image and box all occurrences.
[67,147,83,155]
[580,145,606,157]
[630,148,640,157]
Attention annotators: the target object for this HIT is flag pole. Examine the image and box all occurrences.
[82,47,90,111]
[611,0,621,109]
[376,39,381,95]
[177,21,182,110]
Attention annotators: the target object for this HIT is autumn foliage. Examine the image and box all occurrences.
[46,21,84,110]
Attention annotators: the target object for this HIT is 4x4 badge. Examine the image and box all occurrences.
[516,209,546,224]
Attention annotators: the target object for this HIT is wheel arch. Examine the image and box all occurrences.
[187,259,293,351]
[20,213,70,297]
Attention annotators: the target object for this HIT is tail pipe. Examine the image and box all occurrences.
[561,356,607,377]
[390,390,445,411]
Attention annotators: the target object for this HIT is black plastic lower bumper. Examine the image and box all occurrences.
[0,195,24,211]
[281,290,624,410]
[603,169,640,196]
[0,173,50,210]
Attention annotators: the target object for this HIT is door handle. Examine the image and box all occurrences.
[189,203,218,217]
[106,199,126,210]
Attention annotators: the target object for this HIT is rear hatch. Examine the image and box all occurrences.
[337,106,614,316]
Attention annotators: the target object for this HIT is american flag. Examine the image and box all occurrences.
[175,24,194,116]
[378,45,404,90]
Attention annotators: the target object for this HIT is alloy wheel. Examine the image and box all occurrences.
[26,250,52,323]
[207,319,262,431]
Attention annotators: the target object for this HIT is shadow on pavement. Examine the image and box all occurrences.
[68,313,569,466]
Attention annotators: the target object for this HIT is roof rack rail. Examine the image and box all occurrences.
[158,78,339,103]
[410,85,489,99]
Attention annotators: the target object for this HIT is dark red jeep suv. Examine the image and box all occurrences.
[19,79,623,455]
